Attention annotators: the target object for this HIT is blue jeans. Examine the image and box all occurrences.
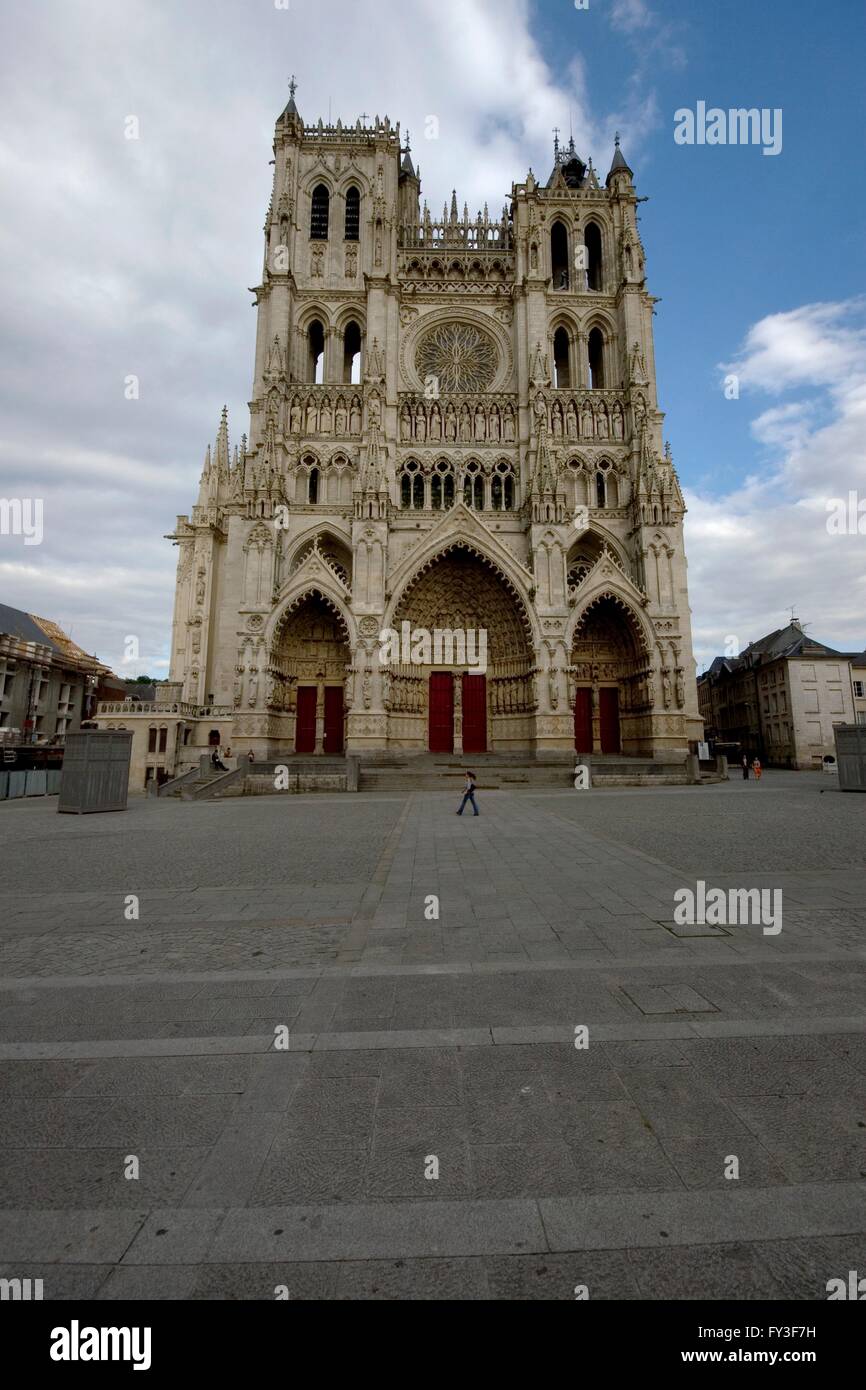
[458,789,479,815]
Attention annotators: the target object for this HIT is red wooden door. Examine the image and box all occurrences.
[295,686,317,753]
[323,686,344,754]
[462,674,487,753]
[599,687,620,753]
[573,687,592,751]
[428,673,454,753]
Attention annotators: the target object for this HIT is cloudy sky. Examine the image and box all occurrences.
[0,0,864,675]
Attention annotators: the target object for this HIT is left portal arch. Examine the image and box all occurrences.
[269,591,350,754]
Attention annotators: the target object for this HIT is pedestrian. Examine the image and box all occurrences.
[211,746,228,772]
[741,753,750,781]
[456,769,479,816]
[247,749,255,763]
[752,756,762,781]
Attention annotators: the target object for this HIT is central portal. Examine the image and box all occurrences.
[392,546,533,756]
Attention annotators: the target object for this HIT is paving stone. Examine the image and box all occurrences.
[485,1250,641,1300]
[191,1262,340,1300]
[334,1257,488,1299]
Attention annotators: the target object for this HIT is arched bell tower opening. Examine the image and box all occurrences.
[269,593,350,755]
[389,546,535,755]
[570,595,656,756]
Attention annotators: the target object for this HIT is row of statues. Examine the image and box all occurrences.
[400,399,516,444]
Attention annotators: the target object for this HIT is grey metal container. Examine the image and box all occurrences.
[58,729,133,813]
[833,724,866,791]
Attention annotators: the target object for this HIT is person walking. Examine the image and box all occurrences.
[211,746,228,772]
[741,752,750,781]
[456,769,479,816]
[752,756,762,781]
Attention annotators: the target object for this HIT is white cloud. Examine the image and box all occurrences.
[610,0,653,33]
[689,298,866,669]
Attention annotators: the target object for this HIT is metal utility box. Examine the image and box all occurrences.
[833,724,866,791]
[58,729,133,813]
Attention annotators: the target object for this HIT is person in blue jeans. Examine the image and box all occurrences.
[456,769,479,816]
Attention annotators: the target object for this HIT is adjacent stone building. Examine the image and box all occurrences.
[108,88,704,772]
[0,604,108,742]
[698,621,861,768]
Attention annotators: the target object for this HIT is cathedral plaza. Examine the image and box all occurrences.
[0,772,863,1300]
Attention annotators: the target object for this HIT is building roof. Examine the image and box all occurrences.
[739,622,848,662]
[0,603,53,649]
[701,622,861,684]
[0,603,109,674]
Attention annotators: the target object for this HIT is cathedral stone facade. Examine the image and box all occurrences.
[165,88,702,766]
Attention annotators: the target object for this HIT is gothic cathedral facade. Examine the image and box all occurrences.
[167,89,702,764]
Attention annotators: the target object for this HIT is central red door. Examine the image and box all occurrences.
[462,674,487,753]
[599,688,621,753]
[428,673,454,753]
[574,687,592,751]
[295,686,317,753]
[324,686,344,754]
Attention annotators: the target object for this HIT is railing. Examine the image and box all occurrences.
[399,220,513,252]
[96,702,234,717]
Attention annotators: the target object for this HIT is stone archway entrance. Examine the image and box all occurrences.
[570,595,653,756]
[389,546,533,754]
[270,593,349,755]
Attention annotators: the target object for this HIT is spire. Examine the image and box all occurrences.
[606,131,633,186]
[400,130,416,177]
[215,406,230,473]
[450,189,458,222]
[279,74,300,123]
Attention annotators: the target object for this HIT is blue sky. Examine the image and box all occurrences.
[0,0,863,674]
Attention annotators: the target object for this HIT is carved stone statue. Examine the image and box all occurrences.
[350,400,361,433]
[503,408,515,443]
[548,668,559,710]
[566,403,577,439]
[335,401,347,434]
[195,570,206,605]
[290,401,302,433]
[445,405,457,441]
[430,404,442,440]
[489,407,500,442]
[662,669,672,709]
[675,668,685,709]
[474,406,486,441]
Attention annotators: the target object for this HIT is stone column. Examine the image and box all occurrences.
[315,678,325,754]
[453,672,463,755]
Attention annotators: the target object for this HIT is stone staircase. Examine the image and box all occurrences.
[356,752,695,791]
